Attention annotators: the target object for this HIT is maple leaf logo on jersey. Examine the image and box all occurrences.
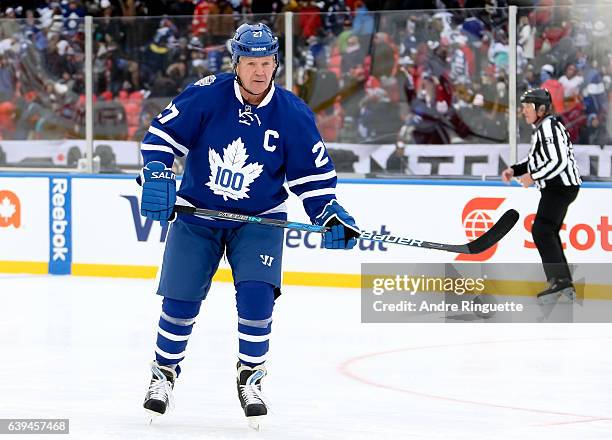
[206,137,263,201]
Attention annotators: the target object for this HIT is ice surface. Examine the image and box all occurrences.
[1,275,611,440]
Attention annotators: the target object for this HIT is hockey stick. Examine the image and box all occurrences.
[173,205,519,255]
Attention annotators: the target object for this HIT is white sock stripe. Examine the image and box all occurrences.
[155,347,186,360]
[161,311,196,326]
[238,317,272,328]
[158,326,191,342]
[238,332,270,343]
[238,352,268,363]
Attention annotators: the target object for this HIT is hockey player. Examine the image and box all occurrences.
[139,23,360,428]
[502,88,581,303]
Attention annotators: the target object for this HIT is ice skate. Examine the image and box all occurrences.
[143,361,176,423]
[236,362,268,430]
[537,278,576,305]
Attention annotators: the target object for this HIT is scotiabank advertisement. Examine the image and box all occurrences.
[0,177,49,264]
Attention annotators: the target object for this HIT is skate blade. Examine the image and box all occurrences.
[537,292,561,305]
[537,287,576,305]
[144,409,164,425]
[247,416,264,431]
[559,287,576,303]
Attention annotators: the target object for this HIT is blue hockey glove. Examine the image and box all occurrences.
[140,161,176,227]
[314,200,360,250]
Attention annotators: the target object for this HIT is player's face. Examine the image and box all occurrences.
[521,102,538,124]
[237,55,276,96]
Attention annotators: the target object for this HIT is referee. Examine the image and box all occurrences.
[502,88,581,303]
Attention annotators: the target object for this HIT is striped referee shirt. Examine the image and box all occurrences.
[512,115,581,189]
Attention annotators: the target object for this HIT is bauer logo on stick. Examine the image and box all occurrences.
[360,231,422,246]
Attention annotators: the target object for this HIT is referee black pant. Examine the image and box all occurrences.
[532,186,579,282]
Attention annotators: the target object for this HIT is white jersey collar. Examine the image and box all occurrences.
[257,82,275,108]
[233,78,275,109]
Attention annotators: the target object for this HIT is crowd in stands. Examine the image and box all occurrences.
[0,0,609,158]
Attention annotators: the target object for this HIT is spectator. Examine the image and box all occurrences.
[0,8,19,39]
[339,64,367,120]
[0,54,15,101]
[558,63,583,109]
[303,35,327,69]
[192,0,213,36]
[207,0,235,44]
[582,67,608,117]
[559,98,586,143]
[94,2,125,47]
[370,32,396,79]
[488,29,509,75]
[316,101,344,142]
[579,113,609,146]
[300,55,341,113]
[141,29,172,83]
[520,64,539,93]
[461,15,485,44]
[324,0,351,36]
[518,14,534,62]
[63,1,86,36]
[352,0,375,36]
[406,72,452,144]
[0,100,16,138]
[397,55,417,104]
[399,19,418,58]
[341,35,367,74]
[336,19,354,54]
[540,64,564,113]
[449,34,470,85]
[297,0,323,39]
[274,0,300,40]
[357,79,402,144]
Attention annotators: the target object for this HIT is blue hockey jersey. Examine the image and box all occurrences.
[140,73,338,227]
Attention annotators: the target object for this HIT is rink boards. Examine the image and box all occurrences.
[0,174,611,291]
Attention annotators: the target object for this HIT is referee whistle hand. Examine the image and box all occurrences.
[501,167,514,183]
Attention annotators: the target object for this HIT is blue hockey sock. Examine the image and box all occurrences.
[235,281,276,367]
[155,297,202,376]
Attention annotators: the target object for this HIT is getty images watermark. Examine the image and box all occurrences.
[361,263,612,323]
[370,273,523,315]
